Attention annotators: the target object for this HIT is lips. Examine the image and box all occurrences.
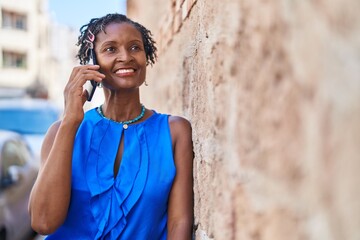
[115,68,135,74]
[114,67,137,77]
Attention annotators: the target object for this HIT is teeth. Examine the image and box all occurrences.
[116,69,134,74]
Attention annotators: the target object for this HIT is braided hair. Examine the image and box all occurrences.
[76,13,157,66]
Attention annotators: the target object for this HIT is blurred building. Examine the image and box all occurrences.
[0,0,78,108]
[46,21,78,107]
[0,0,50,98]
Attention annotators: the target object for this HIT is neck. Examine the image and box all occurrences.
[101,87,143,121]
[101,101,143,123]
[98,103,145,125]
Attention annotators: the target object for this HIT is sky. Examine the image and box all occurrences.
[48,0,127,31]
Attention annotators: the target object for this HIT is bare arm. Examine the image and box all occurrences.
[28,119,78,234]
[28,65,104,235]
[167,116,194,240]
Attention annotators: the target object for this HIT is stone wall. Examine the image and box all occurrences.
[127,0,360,239]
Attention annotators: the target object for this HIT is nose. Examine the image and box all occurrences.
[116,48,134,62]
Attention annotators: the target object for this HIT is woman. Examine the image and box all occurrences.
[28,13,194,239]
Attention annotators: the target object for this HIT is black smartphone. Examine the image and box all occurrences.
[84,49,98,101]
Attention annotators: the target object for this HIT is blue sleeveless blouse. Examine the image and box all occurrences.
[46,108,176,240]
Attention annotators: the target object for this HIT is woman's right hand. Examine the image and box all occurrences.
[63,65,105,124]
[29,65,105,234]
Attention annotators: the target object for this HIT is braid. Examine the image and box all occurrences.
[76,13,157,66]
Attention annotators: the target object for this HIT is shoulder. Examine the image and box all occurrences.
[46,120,62,139]
[168,116,192,137]
[40,120,61,165]
[168,115,192,130]
[168,115,193,149]
[44,120,62,142]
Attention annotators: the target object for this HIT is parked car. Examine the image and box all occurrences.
[0,98,61,166]
[0,130,38,240]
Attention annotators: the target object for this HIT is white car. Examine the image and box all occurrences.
[0,130,38,240]
[0,98,60,167]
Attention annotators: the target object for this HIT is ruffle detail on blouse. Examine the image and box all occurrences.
[85,118,149,239]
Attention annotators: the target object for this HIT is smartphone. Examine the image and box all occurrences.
[84,49,98,101]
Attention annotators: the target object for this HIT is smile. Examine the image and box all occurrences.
[115,68,135,74]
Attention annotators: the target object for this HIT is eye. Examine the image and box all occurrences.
[105,46,115,52]
[130,45,141,51]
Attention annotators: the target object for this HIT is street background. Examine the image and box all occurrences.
[1,0,360,240]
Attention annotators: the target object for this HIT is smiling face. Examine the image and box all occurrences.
[94,22,147,91]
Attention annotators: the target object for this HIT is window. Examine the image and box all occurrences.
[1,10,27,30]
[2,50,27,69]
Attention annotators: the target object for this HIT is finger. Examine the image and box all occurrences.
[68,67,81,83]
[86,64,101,70]
[64,75,101,100]
[76,67,105,79]
[76,64,100,70]
[72,71,105,87]
[81,90,89,104]
[64,82,85,98]
[69,65,103,83]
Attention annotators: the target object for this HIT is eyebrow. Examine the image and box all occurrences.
[99,40,117,48]
[99,39,143,48]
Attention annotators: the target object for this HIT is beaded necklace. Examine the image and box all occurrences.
[97,104,145,129]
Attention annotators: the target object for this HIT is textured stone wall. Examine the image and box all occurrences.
[128,0,360,239]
